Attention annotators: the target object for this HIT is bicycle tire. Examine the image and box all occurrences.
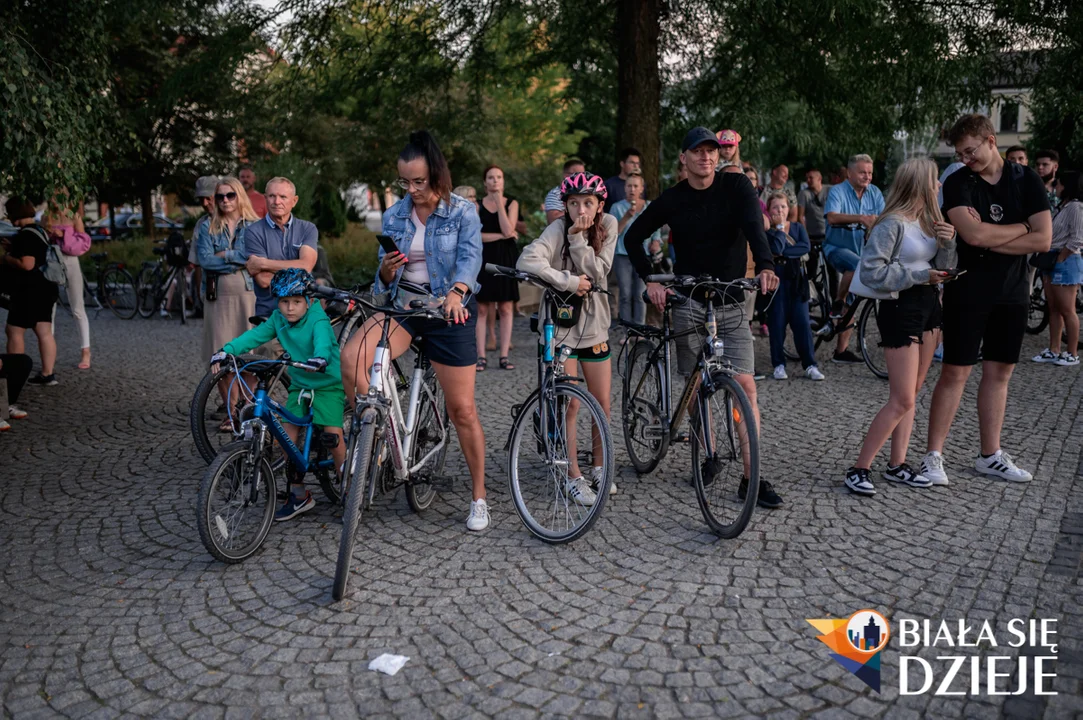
[101,265,138,320]
[337,307,367,351]
[1026,275,1049,335]
[508,382,613,544]
[196,441,276,563]
[690,372,759,538]
[333,408,379,601]
[621,340,668,474]
[858,300,888,379]
[135,265,159,318]
[406,368,447,512]
[808,270,831,332]
[190,363,292,464]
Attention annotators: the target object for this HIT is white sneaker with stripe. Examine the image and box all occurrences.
[975,450,1032,483]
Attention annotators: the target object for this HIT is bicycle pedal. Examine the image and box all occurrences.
[643,425,666,440]
[673,431,691,443]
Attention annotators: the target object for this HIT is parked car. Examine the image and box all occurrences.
[88,212,183,242]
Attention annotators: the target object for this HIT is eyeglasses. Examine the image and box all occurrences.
[954,139,988,162]
[396,178,429,190]
[215,191,238,202]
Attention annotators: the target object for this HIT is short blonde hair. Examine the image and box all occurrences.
[452,185,476,200]
[766,190,790,208]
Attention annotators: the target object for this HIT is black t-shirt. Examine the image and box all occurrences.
[8,225,52,295]
[624,171,773,305]
[941,161,1050,303]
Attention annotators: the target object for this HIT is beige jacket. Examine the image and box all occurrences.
[517,215,617,350]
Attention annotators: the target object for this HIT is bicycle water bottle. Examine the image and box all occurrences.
[543,317,555,362]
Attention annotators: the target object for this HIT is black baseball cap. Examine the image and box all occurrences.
[681,126,722,152]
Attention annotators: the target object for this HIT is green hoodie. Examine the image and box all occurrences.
[222,300,341,392]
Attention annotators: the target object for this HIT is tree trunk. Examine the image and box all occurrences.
[616,0,663,198]
[141,187,155,240]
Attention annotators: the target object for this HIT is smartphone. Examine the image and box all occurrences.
[377,234,401,257]
[944,268,967,278]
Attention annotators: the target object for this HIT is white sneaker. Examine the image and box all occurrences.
[1055,352,1080,367]
[0,419,10,432]
[8,405,27,420]
[590,466,616,495]
[773,365,788,380]
[1032,348,1058,363]
[466,498,490,531]
[563,476,597,506]
[975,450,1032,483]
[920,451,949,486]
[159,308,170,318]
[805,366,825,381]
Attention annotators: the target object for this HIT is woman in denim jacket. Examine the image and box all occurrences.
[341,131,491,531]
[196,176,258,369]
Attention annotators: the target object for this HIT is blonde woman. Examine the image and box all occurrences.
[844,158,958,496]
[196,177,258,423]
[452,185,478,211]
[44,200,93,369]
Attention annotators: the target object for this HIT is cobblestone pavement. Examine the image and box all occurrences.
[2,308,1081,719]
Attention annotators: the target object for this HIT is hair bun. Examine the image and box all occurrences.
[409,130,433,147]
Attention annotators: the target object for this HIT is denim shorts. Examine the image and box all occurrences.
[1051,253,1083,286]
[824,246,860,274]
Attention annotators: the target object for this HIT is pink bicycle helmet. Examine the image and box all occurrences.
[560,171,608,202]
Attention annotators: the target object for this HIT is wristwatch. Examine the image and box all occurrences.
[450,285,467,298]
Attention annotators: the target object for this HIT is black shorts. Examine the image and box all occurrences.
[398,298,478,367]
[941,294,1026,365]
[876,285,942,349]
[6,283,58,329]
[571,341,611,362]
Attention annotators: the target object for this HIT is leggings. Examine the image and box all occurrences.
[52,254,91,349]
[0,353,33,409]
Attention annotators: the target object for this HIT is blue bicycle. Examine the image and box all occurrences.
[196,354,340,563]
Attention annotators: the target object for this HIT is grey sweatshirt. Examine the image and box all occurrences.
[516,215,617,350]
[858,215,957,293]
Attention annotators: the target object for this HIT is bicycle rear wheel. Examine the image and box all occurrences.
[1026,274,1049,335]
[135,265,159,318]
[858,300,888,379]
[101,265,138,319]
[406,368,447,512]
[333,408,379,601]
[196,441,276,563]
[621,340,668,473]
[190,362,291,464]
[508,382,613,544]
[690,372,759,538]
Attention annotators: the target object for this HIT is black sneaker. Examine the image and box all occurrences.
[829,300,845,319]
[738,477,783,509]
[27,373,58,386]
[832,350,862,365]
[845,467,876,495]
[883,463,932,488]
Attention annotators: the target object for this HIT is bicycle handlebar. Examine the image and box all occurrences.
[645,274,761,292]
[485,263,612,296]
[307,282,446,321]
[216,354,326,374]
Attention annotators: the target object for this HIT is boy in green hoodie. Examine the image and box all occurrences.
[214,268,346,521]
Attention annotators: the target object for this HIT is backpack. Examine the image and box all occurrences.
[26,225,67,287]
[164,230,189,268]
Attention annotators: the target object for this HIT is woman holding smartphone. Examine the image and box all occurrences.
[844,157,958,496]
[341,131,491,531]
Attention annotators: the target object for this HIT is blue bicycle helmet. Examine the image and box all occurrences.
[270,268,314,298]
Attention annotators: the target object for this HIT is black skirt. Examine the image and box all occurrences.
[477,238,521,303]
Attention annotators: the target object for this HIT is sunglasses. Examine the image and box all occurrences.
[215,191,238,202]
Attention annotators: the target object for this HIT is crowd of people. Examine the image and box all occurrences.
[2,112,1080,526]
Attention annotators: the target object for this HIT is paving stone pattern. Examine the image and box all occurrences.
[1,309,1081,718]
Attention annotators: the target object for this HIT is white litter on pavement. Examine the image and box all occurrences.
[368,654,410,676]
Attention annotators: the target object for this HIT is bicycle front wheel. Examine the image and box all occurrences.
[333,408,379,601]
[690,372,759,538]
[196,441,276,563]
[621,339,668,473]
[190,363,291,464]
[858,300,888,379]
[508,382,613,544]
[101,265,138,319]
[1026,275,1049,335]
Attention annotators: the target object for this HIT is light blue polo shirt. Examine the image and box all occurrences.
[824,181,885,255]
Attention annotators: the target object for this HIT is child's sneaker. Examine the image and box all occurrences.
[8,405,27,420]
[0,419,10,433]
[274,491,315,521]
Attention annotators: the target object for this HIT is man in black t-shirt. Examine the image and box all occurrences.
[920,114,1052,487]
[625,126,781,509]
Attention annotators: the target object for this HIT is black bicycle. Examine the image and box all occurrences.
[57,252,139,320]
[136,241,189,320]
[620,274,761,538]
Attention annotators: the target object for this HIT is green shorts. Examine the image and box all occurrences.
[570,341,612,362]
[287,386,346,429]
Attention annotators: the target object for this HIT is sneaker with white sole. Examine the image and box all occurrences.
[845,467,876,496]
[0,419,10,432]
[1055,352,1080,367]
[563,476,597,506]
[8,405,28,420]
[466,498,490,531]
[975,450,1032,482]
[589,466,616,495]
[883,463,932,488]
[920,451,949,486]
[773,364,788,380]
[1032,348,1059,363]
[805,365,825,381]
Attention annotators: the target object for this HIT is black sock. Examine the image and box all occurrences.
[981,452,995,459]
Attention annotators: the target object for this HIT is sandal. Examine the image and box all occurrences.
[500,357,515,370]
[476,357,488,372]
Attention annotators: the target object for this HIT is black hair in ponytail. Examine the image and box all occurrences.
[399,130,453,204]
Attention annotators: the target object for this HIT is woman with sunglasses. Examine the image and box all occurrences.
[196,176,259,423]
[341,131,491,531]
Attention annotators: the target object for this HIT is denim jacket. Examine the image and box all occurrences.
[375,193,482,297]
[195,217,253,293]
